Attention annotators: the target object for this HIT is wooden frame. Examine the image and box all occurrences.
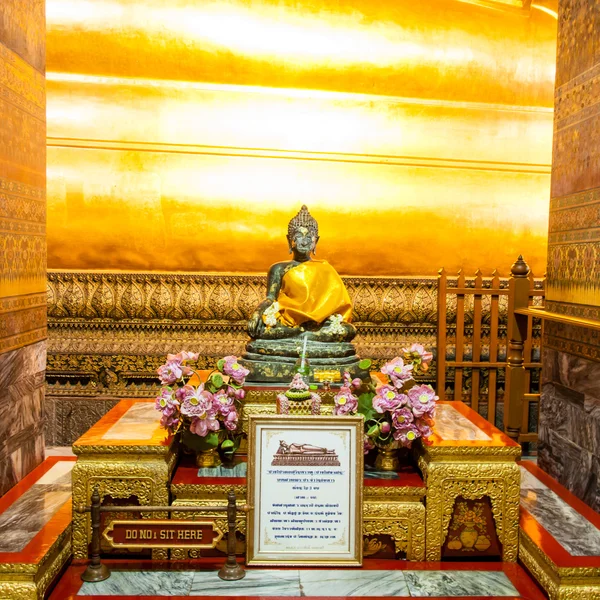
[246,414,363,567]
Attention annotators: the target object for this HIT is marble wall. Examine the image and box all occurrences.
[538,0,600,508]
[0,2,47,495]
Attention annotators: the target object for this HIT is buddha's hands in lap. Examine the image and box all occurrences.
[248,299,273,338]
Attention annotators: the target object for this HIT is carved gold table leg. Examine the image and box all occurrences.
[424,461,520,562]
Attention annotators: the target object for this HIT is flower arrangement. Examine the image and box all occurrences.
[154,352,249,459]
[333,344,437,453]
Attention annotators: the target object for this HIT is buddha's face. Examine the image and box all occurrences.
[289,226,317,257]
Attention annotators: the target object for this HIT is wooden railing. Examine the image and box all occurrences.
[436,256,544,446]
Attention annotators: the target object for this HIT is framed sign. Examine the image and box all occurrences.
[246,414,364,566]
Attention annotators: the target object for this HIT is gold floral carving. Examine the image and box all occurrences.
[0,526,72,600]
[519,530,600,600]
[421,459,520,562]
[71,452,176,559]
[363,501,425,561]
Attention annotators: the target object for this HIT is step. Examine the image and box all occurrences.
[519,460,600,600]
[0,456,76,600]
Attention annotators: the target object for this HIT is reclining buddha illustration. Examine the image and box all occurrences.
[242,205,368,383]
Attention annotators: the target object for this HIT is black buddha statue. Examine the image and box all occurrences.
[241,205,368,384]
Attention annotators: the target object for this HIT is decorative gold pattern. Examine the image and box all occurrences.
[519,529,600,600]
[0,526,72,600]
[544,320,600,362]
[71,449,177,559]
[417,448,520,562]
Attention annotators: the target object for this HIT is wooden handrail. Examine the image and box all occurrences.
[515,307,600,332]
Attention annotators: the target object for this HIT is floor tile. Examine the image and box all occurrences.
[191,569,300,596]
[300,569,410,596]
[78,570,194,596]
[404,570,518,597]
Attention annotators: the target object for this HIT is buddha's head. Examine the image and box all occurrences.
[287,205,319,259]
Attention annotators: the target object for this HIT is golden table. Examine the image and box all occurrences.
[416,401,522,562]
[71,400,177,559]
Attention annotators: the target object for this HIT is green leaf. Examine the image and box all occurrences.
[358,358,372,370]
[210,373,224,389]
[357,392,377,422]
[367,424,380,437]
[181,429,220,451]
[221,439,235,450]
[217,359,226,372]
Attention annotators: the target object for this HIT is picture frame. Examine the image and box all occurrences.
[246,414,364,566]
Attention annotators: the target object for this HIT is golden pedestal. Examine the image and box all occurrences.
[170,458,426,561]
[71,400,177,560]
[416,401,521,562]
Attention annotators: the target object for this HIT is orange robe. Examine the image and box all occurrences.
[276,260,352,327]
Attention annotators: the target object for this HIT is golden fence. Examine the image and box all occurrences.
[436,257,545,444]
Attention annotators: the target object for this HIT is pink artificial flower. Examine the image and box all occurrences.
[372,385,407,413]
[381,357,414,386]
[393,424,420,447]
[167,351,199,363]
[213,389,235,415]
[222,356,250,384]
[342,372,352,386]
[380,421,391,435]
[392,407,414,430]
[333,386,358,415]
[155,387,176,412]
[160,412,179,429]
[415,419,432,438]
[180,384,214,418]
[189,413,220,437]
[157,361,183,385]
[404,343,433,365]
[163,351,199,376]
[224,410,239,431]
[351,378,362,389]
[407,384,438,417]
[363,436,375,454]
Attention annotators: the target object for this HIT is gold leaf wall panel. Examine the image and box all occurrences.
[0,0,46,495]
[45,0,557,276]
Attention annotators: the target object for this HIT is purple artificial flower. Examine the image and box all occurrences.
[189,413,220,437]
[363,436,375,454]
[392,407,414,430]
[213,389,235,415]
[372,385,407,413]
[381,357,413,386]
[393,424,420,447]
[407,384,438,417]
[180,384,214,418]
[333,386,358,415]
[222,356,250,385]
[224,409,239,431]
[157,361,183,385]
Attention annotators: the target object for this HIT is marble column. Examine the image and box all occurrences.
[539,0,600,509]
[0,0,47,495]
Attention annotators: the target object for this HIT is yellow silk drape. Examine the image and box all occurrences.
[277,260,353,327]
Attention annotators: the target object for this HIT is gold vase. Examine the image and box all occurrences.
[459,522,478,550]
[374,441,400,471]
[196,448,221,468]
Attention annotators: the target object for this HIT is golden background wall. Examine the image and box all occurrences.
[46,0,557,275]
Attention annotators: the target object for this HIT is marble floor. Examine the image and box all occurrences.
[76,568,526,597]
